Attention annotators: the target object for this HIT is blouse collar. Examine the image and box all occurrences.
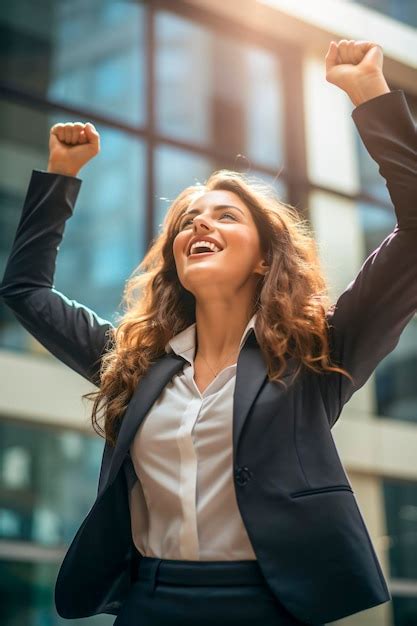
[164,312,259,364]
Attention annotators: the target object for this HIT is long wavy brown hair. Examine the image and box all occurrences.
[83,169,353,447]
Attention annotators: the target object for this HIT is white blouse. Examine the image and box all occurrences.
[125,313,259,561]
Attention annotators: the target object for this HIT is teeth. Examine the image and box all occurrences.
[189,240,221,255]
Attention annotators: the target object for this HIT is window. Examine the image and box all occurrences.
[0,0,146,126]
[384,479,417,625]
[153,145,213,235]
[155,10,285,168]
[0,101,146,352]
[0,418,112,623]
[0,8,293,624]
[0,418,104,545]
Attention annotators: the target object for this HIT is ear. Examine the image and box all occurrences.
[254,259,269,276]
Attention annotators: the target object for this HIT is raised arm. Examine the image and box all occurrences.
[0,122,115,386]
[318,41,417,427]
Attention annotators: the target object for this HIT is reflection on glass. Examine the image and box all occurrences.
[0,418,104,546]
[155,11,284,169]
[0,101,146,353]
[0,0,146,126]
[245,48,284,168]
[154,145,213,235]
[156,12,212,144]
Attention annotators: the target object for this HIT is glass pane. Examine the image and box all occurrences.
[384,479,417,579]
[0,418,104,546]
[375,319,417,423]
[0,559,113,625]
[244,47,284,168]
[0,100,146,354]
[249,170,288,203]
[153,145,213,236]
[155,11,284,169]
[155,12,211,144]
[390,596,417,626]
[349,0,417,28]
[309,190,365,307]
[0,0,146,126]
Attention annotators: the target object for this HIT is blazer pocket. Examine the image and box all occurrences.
[290,484,354,498]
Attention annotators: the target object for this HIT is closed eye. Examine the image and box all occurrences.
[181,212,237,228]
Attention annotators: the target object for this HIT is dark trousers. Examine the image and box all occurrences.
[113,556,323,626]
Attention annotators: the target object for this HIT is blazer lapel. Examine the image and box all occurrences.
[105,352,187,488]
[233,330,268,453]
[233,331,300,452]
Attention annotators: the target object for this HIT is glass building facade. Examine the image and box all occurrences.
[0,1,416,624]
[349,0,417,28]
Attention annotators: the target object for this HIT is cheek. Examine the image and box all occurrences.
[172,233,190,279]
[229,230,260,258]
[231,225,258,246]
[172,233,185,258]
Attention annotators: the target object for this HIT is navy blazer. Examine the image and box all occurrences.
[1,89,416,624]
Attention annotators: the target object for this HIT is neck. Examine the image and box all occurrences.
[194,298,255,364]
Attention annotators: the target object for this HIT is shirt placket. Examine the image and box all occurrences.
[176,390,201,560]
[176,364,237,559]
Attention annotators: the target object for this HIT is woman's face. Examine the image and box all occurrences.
[173,189,268,298]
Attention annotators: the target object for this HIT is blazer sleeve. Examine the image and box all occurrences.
[0,169,115,386]
[318,89,417,428]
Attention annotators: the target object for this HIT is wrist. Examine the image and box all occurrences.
[347,73,390,107]
[47,161,80,177]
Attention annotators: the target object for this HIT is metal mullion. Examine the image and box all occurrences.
[389,578,417,597]
[0,413,95,437]
[0,81,149,140]
[280,47,309,219]
[0,539,66,562]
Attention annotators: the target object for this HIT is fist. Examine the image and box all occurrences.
[325,39,384,94]
[48,122,100,177]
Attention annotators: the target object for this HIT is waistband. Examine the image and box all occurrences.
[137,556,266,586]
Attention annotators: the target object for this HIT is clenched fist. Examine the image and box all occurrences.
[325,39,390,106]
[47,122,100,177]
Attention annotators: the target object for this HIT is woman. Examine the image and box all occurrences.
[1,40,414,625]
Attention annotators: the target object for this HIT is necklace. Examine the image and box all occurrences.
[195,315,254,378]
[197,344,240,378]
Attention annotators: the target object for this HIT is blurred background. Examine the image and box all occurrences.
[0,0,416,624]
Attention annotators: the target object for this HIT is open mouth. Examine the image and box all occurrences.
[188,248,223,259]
[187,242,224,258]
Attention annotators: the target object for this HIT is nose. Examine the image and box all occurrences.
[193,213,213,232]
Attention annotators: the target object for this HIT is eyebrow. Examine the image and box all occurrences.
[183,204,245,217]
